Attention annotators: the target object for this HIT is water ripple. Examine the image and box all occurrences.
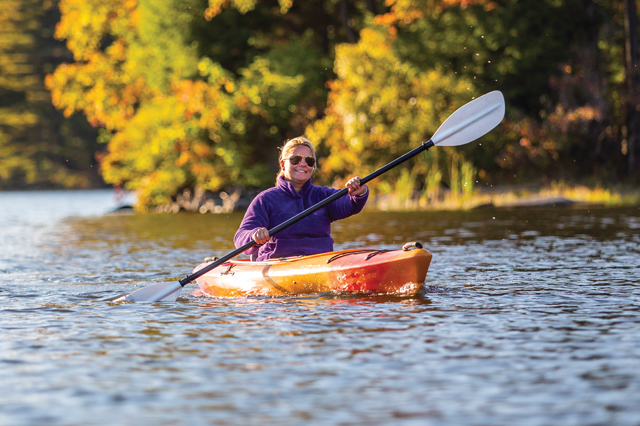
[0,193,639,425]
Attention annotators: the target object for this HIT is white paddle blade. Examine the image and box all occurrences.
[123,281,183,302]
[432,91,505,147]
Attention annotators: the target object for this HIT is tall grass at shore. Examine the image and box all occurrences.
[372,156,640,211]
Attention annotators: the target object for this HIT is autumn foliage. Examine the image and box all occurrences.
[38,0,640,209]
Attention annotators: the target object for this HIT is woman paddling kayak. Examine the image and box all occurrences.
[234,136,369,261]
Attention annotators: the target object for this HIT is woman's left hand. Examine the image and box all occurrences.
[345,176,368,197]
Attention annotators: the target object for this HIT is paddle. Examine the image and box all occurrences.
[120,90,505,302]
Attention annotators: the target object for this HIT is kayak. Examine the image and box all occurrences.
[194,243,431,297]
[193,243,432,297]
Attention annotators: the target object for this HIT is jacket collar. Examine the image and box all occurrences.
[277,175,312,198]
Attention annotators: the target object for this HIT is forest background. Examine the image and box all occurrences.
[2,0,640,211]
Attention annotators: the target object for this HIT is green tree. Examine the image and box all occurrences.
[0,0,100,189]
[623,0,640,175]
[45,0,640,210]
[342,0,639,185]
[47,0,376,209]
[307,26,475,191]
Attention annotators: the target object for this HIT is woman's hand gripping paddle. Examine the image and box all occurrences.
[119,91,505,302]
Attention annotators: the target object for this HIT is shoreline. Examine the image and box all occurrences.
[367,184,640,212]
[142,184,640,213]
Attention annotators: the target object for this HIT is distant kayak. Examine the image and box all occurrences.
[193,243,432,297]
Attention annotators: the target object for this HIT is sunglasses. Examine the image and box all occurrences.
[288,155,316,168]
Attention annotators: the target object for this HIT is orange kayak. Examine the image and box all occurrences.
[193,244,432,298]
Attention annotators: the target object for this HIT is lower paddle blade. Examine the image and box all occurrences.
[122,281,183,302]
[432,91,505,147]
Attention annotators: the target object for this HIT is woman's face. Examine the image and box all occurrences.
[281,145,314,187]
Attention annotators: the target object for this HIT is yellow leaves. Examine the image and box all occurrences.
[197,57,228,84]
[173,77,239,132]
[239,57,305,95]
[204,0,257,20]
[133,168,187,210]
[0,108,39,127]
[96,71,254,209]
[47,51,148,129]
[278,0,293,14]
[49,0,327,207]
[48,0,151,132]
[310,25,476,187]
[100,94,195,205]
[56,0,137,61]
[51,0,504,208]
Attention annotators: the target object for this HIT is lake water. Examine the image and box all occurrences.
[1,189,639,425]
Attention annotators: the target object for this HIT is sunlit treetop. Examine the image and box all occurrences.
[55,0,138,62]
[374,0,497,30]
[204,0,294,20]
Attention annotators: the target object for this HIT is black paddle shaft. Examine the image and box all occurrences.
[179,139,435,286]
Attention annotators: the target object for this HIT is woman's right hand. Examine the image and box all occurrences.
[252,227,273,245]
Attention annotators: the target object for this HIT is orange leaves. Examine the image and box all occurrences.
[46,52,149,130]
[373,9,423,29]
[374,0,496,32]
[47,0,150,131]
[204,0,231,20]
[173,77,238,132]
[548,105,601,134]
[499,114,560,168]
[174,80,209,116]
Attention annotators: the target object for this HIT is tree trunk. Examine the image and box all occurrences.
[582,0,608,163]
[624,0,640,174]
[340,0,357,43]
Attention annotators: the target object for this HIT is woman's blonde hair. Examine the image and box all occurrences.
[277,136,316,183]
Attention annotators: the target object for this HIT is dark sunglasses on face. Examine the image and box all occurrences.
[288,155,316,167]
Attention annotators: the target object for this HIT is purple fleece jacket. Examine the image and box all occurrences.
[234,176,368,261]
